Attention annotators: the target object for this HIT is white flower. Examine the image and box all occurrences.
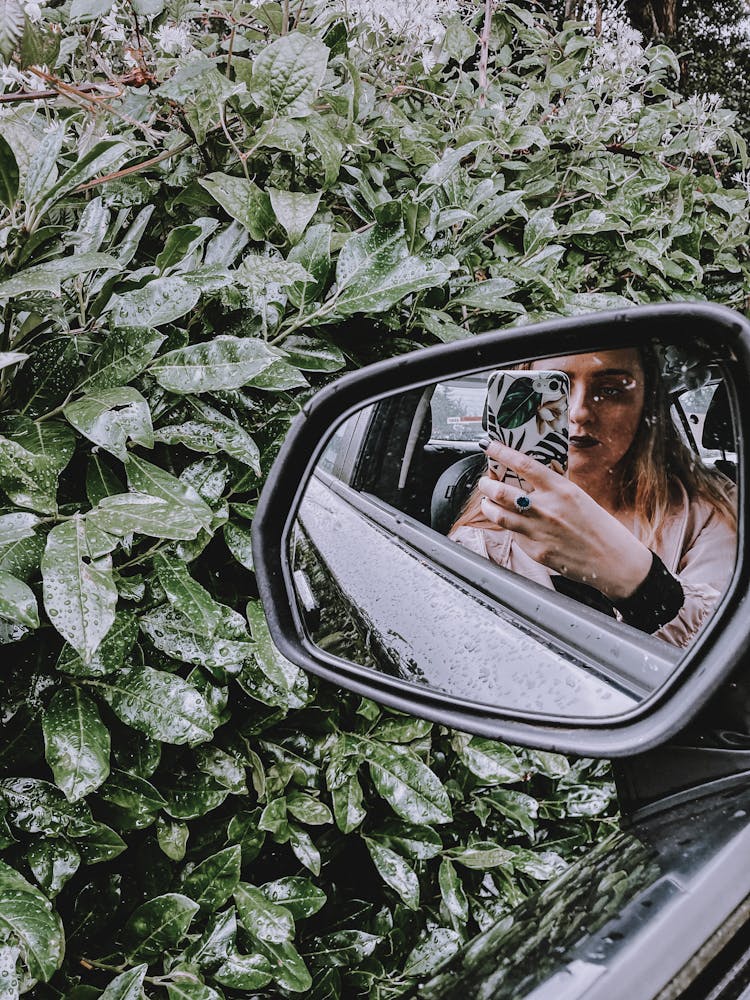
[345,0,461,48]
[597,22,645,75]
[154,22,192,56]
[100,5,127,42]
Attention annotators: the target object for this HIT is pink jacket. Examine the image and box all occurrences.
[450,480,736,648]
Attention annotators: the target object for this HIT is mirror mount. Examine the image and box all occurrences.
[253,303,750,759]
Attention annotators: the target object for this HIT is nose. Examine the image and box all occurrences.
[568,382,593,428]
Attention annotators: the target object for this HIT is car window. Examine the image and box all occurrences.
[429,375,487,444]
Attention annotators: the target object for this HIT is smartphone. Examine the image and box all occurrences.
[483,369,570,490]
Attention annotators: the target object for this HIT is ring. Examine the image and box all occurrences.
[514,493,532,514]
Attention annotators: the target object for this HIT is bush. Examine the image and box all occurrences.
[0,1,748,996]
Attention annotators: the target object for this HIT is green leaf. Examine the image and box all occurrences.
[0,777,95,836]
[261,877,326,920]
[64,387,153,461]
[19,18,61,71]
[140,603,251,673]
[333,224,451,316]
[0,0,24,62]
[0,351,28,372]
[26,838,80,896]
[0,513,40,546]
[56,611,139,678]
[404,927,461,978]
[331,776,366,834]
[0,269,61,300]
[364,838,420,910]
[371,821,443,860]
[161,770,228,820]
[453,277,519,309]
[199,173,274,240]
[252,32,329,118]
[0,571,38,628]
[108,277,201,328]
[182,845,241,912]
[34,141,129,225]
[214,952,273,990]
[122,893,199,961]
[243,600,309,709]
[42,687,110,802]
[86,453,125,507]
[0,134,19,210]
[77,821,127,864]
[269,189,321,244]
[279,334,344,372]
[89,493,206,541]
[155,400,260,470]
[98,964,148,1000]
[0,434,59,514]
[0,860,64,982]
[309,930,380,968]
[92,665,218,746]
[287,224,332,307]
[223,520,254,571]
[453,736,525,783]
[438,857,468,920]
[42,516,117,663]
[78,327,165,393]
[367,743,452,825]
[157,815,189,861]
[165,972,222,1000]
[287,791,332,826]
[150,335,280,394]
[125,455,213,530]
[154,553,222,638]
[235,882,295,944]
[69,0,112,17]
[0,944,20,1000]
[449,841,514,870]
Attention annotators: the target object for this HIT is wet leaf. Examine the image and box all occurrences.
[79,327,164,393]
[64,387,153,461]
[42,686,110,802]
[121,893,199,960]
[251,32,329,118]
[235,882,295,944]
[364,838,419,910]
[150,335,280,394]
[26,838,80,896]
[0,860,65,982]
[109,277,200,327]
[261,877,326,920]
[42,516,117,663]
[182,845,241,913]
[367,743,452,825]
[92,666,218,745]
[0,571,38,629]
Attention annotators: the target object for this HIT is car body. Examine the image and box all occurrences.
[253,304,750,998]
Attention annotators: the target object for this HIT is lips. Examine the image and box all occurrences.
[569,435,599,449]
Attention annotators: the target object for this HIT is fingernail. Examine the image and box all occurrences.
[478,436,490,452]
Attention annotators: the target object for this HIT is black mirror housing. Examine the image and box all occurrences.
[253,303,750,757]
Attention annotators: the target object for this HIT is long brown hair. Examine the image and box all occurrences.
[450,347,737,546]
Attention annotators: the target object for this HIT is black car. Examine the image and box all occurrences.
[252,303,750,999]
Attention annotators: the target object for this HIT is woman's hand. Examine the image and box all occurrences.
[478,442,653,601]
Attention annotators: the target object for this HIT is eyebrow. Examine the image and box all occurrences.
[590,369,638,379]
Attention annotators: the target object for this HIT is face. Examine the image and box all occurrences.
[532,349,646,486]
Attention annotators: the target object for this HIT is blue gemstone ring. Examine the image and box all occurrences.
[514,493,532,514]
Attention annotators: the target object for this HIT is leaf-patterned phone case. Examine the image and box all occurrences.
[483,370,570,491]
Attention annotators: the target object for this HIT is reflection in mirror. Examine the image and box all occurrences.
[289,338,739,720]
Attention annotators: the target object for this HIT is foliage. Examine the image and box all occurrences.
[0,0,748,997]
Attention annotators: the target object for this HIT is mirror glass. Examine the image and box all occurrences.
[288,338,739,720]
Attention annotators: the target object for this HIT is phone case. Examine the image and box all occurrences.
[483,370,570,490]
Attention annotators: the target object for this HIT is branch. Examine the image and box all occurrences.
[71,138,195,194]
[0,82,110,104]
[478,0,493,109]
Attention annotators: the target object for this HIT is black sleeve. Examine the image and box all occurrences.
[610,551,685,633]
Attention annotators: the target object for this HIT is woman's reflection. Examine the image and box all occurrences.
[449,347,737,647]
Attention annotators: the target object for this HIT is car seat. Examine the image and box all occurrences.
[430,451,486,535]
[702,381,736,482]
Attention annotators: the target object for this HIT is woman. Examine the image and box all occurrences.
[449,347,737,648]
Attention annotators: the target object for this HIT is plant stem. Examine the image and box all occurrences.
[478,0,493,110]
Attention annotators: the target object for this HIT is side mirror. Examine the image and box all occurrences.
[253,304,750,756]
